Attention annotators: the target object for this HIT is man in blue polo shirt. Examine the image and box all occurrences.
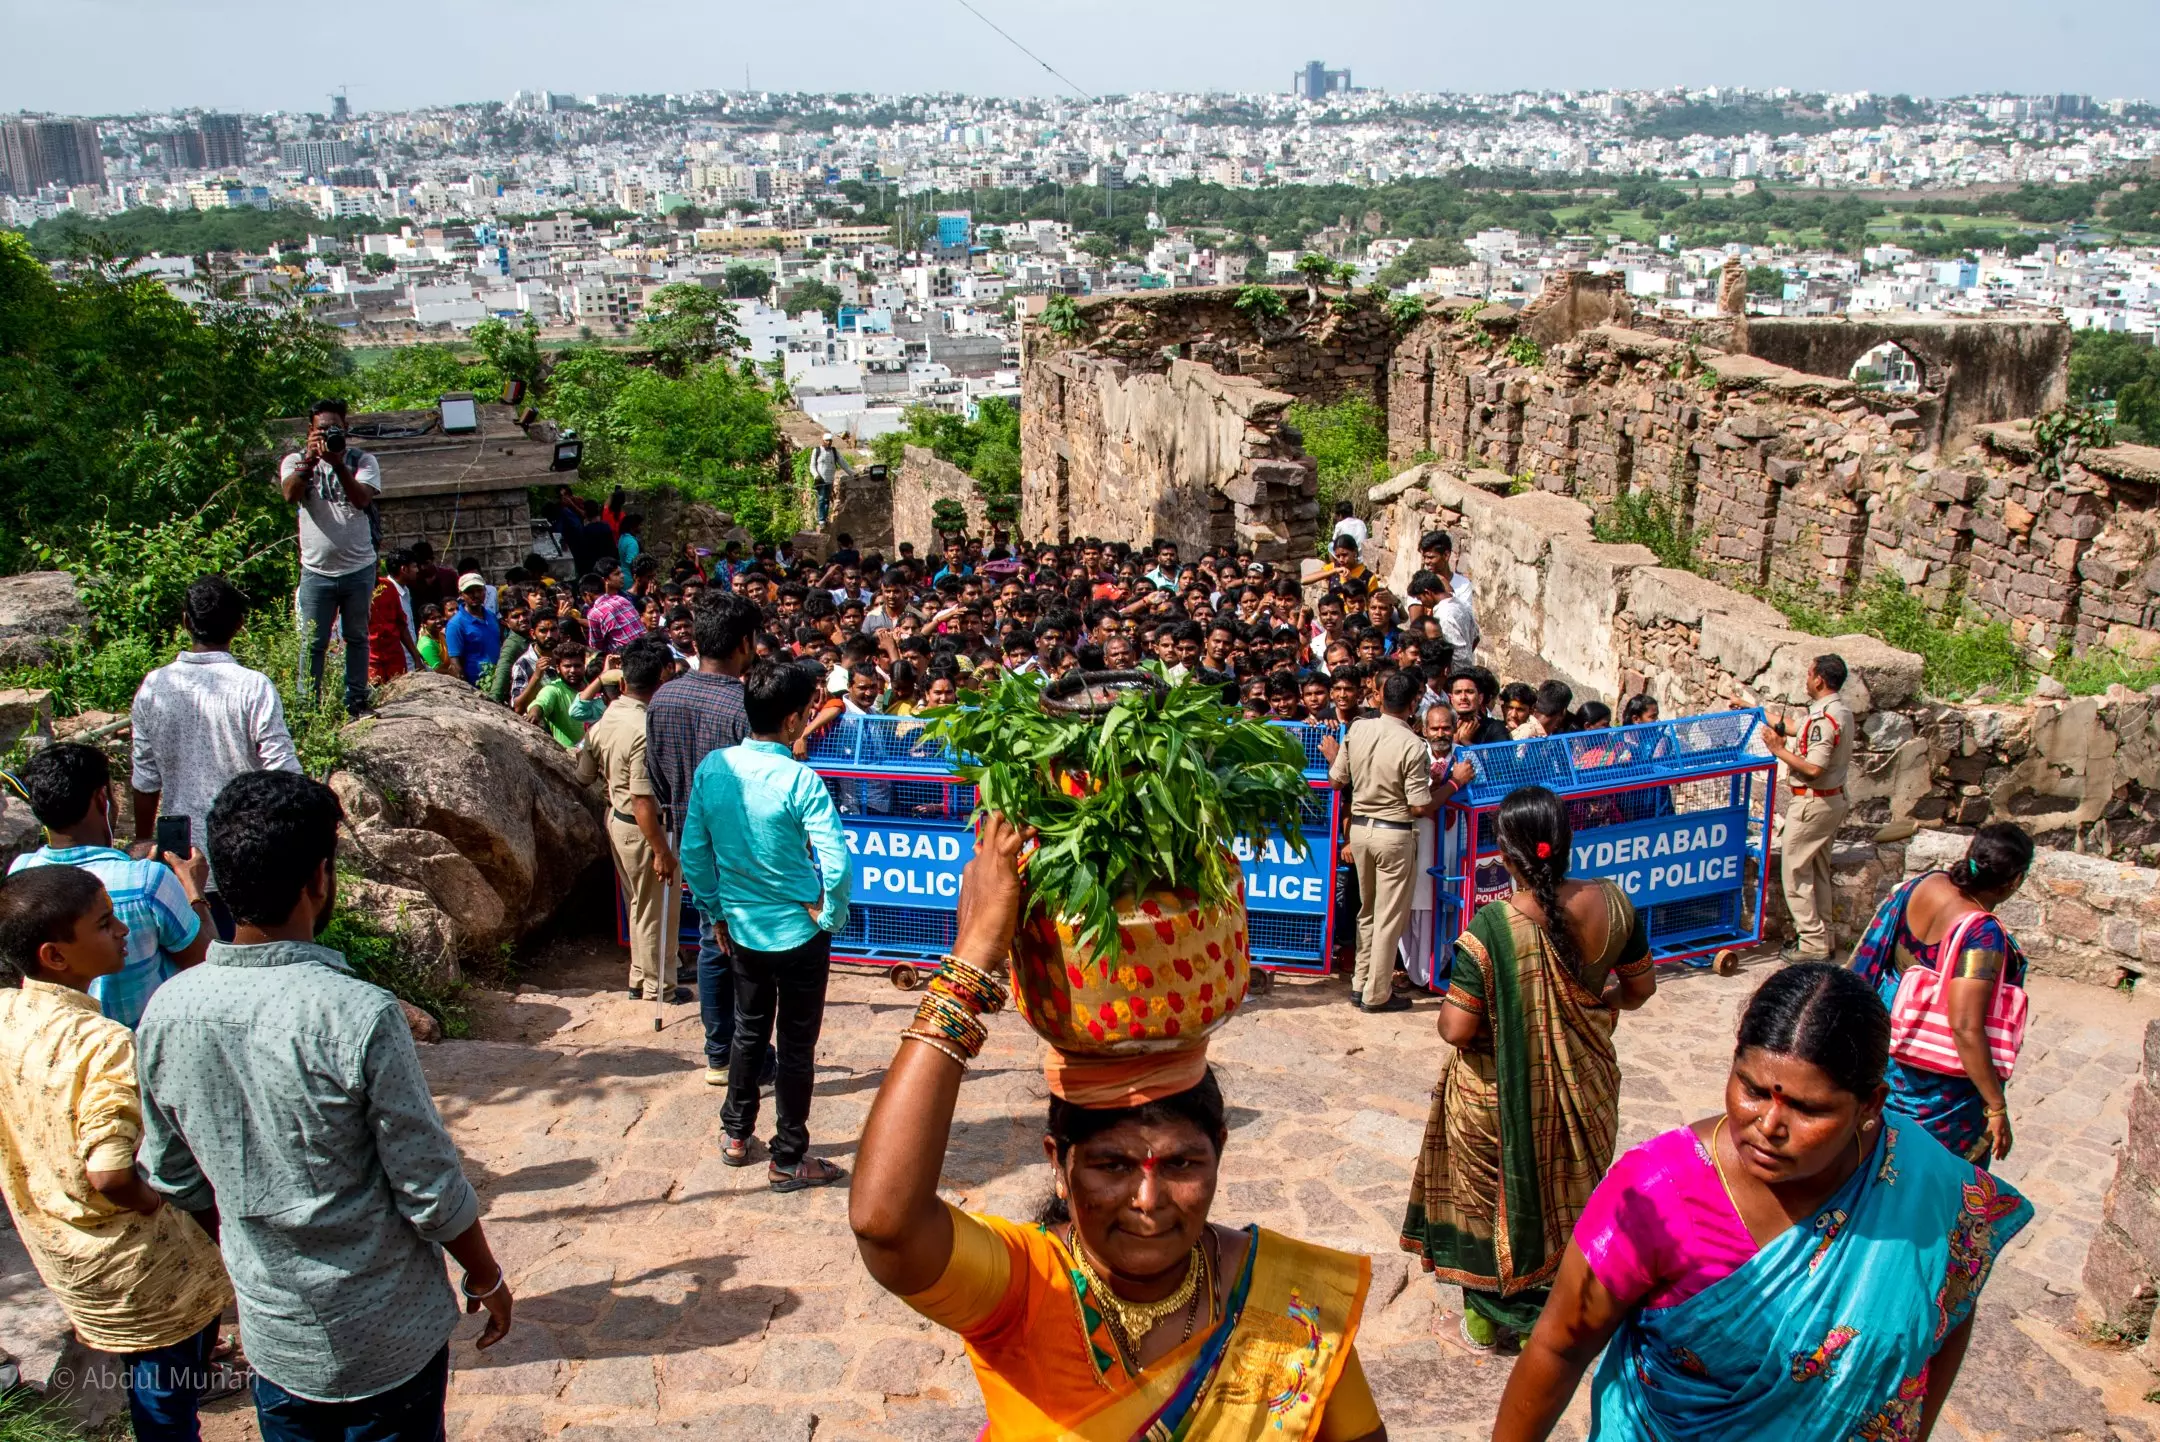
[442,572,502,688]
[7,743,211,1026]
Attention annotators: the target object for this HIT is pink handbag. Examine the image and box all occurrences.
[1886,910,2028,1080]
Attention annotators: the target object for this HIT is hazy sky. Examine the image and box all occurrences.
[3,0,2152,116]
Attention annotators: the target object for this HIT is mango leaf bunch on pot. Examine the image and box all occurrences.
[924,669,1311,1104]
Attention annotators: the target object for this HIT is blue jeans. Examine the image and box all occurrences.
[298,563,375,715]
[253,1345,448,1442]
[127,1315,221,1442]
[813,480,832,529]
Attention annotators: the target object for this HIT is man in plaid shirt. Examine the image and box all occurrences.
[8,745,212,1027]
[584,564,646,658]
[646,593,761,1084]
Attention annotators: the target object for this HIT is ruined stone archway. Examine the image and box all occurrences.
[1742,317,2071,450]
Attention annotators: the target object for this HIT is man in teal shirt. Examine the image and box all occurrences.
[680,659,851,1193]
[135,770,513,1435]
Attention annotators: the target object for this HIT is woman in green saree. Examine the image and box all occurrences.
[1400,784,1656,1350]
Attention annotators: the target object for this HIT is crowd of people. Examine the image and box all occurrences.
[0,427,2048,1440]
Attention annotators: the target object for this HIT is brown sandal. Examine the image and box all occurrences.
[722,1135,759,1167]
[768,1156,845,1192]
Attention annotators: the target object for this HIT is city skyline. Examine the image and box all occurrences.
[2,0,2154,116]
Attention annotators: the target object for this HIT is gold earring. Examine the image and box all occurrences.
[1861,1119,1877,1133]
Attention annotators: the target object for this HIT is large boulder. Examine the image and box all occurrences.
[336,673,606,943]
[0,686,53,755]
[0,572,90,667]
[341,825,510,951]
[0,789,40,872]
[338,876,462,987]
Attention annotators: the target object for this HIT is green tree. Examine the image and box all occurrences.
[900,396,1021,497]
[351,344,493,410]
[2069,329,2160,443]
[361,253,394,275]
[610,361,786,533]
[468,315,542,389]
[1372,237,1472,290]
[534,344,792,539]
[869,430,908,470]
[722,262,772,299]
[1294,253,1338,308]
[635,283,747,373]
[0,232,345,574]
[1745,264,1786,298]
[1286,395,1388,522]
[778,278,845,323]
[1232,284,1289,324]
[1041,293,1082,336]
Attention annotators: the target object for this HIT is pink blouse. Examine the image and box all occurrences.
[1573,1126,1760,1310]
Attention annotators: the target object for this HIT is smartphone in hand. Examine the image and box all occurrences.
[155,814,191,862]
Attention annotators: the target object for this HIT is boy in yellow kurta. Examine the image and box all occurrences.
[0,866,232,1439]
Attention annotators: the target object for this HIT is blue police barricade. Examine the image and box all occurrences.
[1252,722,1343,978]
[1428,708,1777,981]
[630,714,1348,988]
[808,712,977,988]
[617,713,974,983]
[811,714,1344,986]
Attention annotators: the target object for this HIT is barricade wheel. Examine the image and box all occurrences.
[1249,969,1275,997]
[890,963,924,991]
[1713,949,1740,976]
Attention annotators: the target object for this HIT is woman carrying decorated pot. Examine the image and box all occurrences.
[1400,784,1656,1352]
[1491,963,2031,1441]
[851,671,1386,1441]
[1846,822,2035,1167]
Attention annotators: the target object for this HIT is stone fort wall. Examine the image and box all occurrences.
[1365,462,2160,877]
[1016,274,2158,660]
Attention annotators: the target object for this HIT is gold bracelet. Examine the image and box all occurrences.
[901,1030,970,1068]
[1984,1104,2009,1118]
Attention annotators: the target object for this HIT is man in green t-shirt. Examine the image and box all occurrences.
[514,636,593,748]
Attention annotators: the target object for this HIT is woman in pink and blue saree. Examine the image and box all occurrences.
[1492,963,2031,1442]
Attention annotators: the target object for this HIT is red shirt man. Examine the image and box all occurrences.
[367,554,418,684]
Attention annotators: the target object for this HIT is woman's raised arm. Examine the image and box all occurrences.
[850,813,1028,1295]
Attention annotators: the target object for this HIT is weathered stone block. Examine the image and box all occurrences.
[2080,1223,2158,1339]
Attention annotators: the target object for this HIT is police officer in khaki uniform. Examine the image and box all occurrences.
[1327,670,1440,1012]
[578,635,686,1001]
[1762,653,1856,962]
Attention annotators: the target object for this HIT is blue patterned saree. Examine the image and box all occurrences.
[1848,874,2028,1165]
[1589,1116,2031,1441]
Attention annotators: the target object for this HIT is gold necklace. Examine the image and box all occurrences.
[1072,1236,1205,1345]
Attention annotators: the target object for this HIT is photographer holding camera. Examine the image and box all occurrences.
[279,399,381,717]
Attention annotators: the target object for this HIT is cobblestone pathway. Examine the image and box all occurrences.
[6,943,2158,1441]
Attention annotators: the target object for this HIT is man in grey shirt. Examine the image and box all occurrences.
[137,771,512,1436]
[280,398,380,716]
[809,433,854,530]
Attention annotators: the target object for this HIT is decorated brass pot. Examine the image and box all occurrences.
[1008,873,1251,1058]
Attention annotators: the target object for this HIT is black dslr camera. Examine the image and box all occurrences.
[318,424,347,456]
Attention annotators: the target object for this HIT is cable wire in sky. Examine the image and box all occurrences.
[947,0,1091,101]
